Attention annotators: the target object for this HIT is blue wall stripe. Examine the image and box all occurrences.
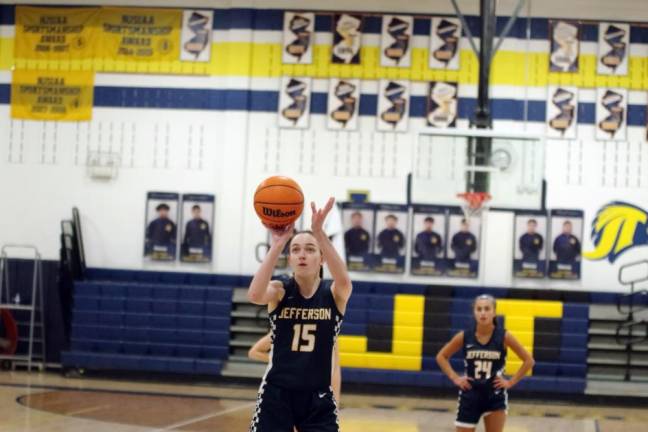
[0,5,14,25]
[0,83,645,125]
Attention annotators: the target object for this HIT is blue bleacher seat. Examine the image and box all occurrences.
[100,298,125,312]
[75,296,100,311]
[127,284,153,299]
[175,344,202,357]
[152,301,176,314]
[178,301,204,315]
[339,323,366,336]
[179,286,207,301]
[206,287,232,302]
[149,343,175,356]
[98,312,123,326]
[368,310,394,325]
[177,315,203,329]
[101,283,127,297]
[122,342,149,355]
[204,301,230,315]
[125,300,151,314]
[194,359,222,375]
[154,286,179,300]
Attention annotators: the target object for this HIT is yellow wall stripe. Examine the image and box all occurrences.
[3,37,648,89]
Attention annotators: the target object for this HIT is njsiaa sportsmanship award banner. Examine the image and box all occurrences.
[11,70,94,121]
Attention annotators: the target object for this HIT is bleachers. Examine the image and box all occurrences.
[61,271,235,376]
[338,283,589,394]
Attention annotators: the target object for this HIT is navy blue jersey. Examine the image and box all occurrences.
[145,218,176,252]
[519,233,543,262]
[415,230,443,260]
[265,277,344,390]
[344,227,370,255]
[451,231,477,262]
[553,234,581,264]
[183,218,211,249]
[377,228,405,258]
[463,323,506,384]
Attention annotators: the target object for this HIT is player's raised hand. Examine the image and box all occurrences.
[311,197,335,235]
[270,223,294,246]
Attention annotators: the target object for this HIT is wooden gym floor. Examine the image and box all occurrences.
[1,371,647,432]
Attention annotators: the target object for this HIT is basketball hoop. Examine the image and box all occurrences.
[457,192,491,218]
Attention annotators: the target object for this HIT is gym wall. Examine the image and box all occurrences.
[0,0,646,293]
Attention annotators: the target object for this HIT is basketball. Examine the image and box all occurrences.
[253,176,304,229]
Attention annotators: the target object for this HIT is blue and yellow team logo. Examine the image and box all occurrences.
[584,202,648,263]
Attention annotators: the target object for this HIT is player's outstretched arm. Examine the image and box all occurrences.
[494,331,535,389]
[248,333,272,363]
[436,331,473,391]
[311,198,352,312]
[247,224,293,305]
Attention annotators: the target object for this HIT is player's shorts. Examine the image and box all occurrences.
[455,382,508,428]
[250,381,339,432]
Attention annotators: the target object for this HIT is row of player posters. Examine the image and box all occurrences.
[144,192,215,263]
[340,203,584,280]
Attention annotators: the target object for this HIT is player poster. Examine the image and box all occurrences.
[426,81,458,129]
[332,13,363,64]
[278,76,311,129]
[341,202,375,272]
[180,194,214,263]
[513,212,548,279]
[180,10,213,62]
[596,88,627,141]
[380,15,413,68]
[377,79,410,132]
[282,12,314,64]
[144,192,179,261]
[549,20,580,72]
[372,204,408,274]
[548,209,583,280]
[597,22,629,76]
[546,86,578,139]
[446,209,481,278]
[327,78,360,131]
[410,205,447,276]
[429,17,461,70]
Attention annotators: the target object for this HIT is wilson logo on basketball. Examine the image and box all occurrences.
[262,207,297,218]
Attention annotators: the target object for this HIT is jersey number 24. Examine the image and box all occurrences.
[474,360,493,379]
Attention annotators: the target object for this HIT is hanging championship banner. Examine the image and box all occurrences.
[180,194,214,263]
[11,70,94,121]
[99,7,182,62]
[597,22,629,76]
[327,78,360,131]
[14,6,99,62]
[596,88,627,141]
[546,86,578,139]
[429,17,461,70]
[411,205,447,276]
[282,12,314,64]
[372,204,408,274]
[377,79,410,132]
[380,15,413,68]
[549,209,583,280]
[180,10,213,63]
[426,81,458,128]
[278,76,311,129]
[513,211,547,279]
[332,13,363,64]
[549,20,580,72]
[341,202,375,272]
[446,208,481,278]
[144,192,179,261]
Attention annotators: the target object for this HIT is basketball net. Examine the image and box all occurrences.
[457,192,491,219]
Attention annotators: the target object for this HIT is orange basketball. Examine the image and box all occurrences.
[254,176,304,229]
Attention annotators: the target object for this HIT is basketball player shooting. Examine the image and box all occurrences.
[247,197,352,432]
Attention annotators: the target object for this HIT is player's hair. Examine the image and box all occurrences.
[287,230,324,278]
[351,211,362,218]
[424,216,434,223]
[472,294,497,326]
[192,204,201,211]
[461,218,468,224]
[563,220,572,225]
[528,218,537,224]
[385,214,398,221]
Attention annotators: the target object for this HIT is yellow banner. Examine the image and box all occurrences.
[99,7,182,62]
[14,6,99,61]
[11,70,94,121]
